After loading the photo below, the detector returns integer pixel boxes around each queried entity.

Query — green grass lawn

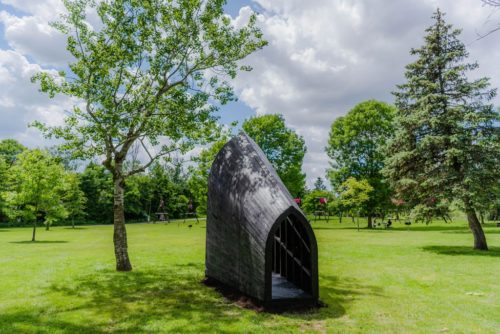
[0,219,499,333]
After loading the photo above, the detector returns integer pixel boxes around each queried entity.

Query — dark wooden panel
[205,132,319,304]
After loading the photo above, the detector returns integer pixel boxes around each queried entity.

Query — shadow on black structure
[205,132,319,310]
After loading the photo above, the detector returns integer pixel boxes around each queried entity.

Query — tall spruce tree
[385,9,499,250]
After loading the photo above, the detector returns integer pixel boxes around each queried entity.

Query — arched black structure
[206,132,319,306]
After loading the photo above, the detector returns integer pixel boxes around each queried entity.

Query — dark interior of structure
[271,214,312,300]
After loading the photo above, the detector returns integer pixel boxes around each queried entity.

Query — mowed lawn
[0,219,499,334]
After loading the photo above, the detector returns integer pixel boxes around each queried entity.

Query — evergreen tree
[314,177,327,191]
[385,9,499,250]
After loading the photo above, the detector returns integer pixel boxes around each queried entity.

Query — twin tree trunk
[113,174,132,271]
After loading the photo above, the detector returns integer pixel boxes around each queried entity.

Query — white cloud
[232,0,500,187]
[0,0,71,66]
[0,11,71,66]
[0,50,71,146]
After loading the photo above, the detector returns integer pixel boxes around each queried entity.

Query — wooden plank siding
[205,132,319,305]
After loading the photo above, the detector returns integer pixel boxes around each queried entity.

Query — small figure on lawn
[182,198,200,225]
[155,196,170,223]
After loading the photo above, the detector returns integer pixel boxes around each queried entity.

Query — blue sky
[218,0,257,128]
[0,0,499,185]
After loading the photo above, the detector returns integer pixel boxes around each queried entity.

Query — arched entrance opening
[269,213,314,301]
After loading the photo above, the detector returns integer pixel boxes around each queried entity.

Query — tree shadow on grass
[422,246,500,257]
[0,312,104,334]
[63,227,88,230]
[0,263,380,332]
[9,240,68,244]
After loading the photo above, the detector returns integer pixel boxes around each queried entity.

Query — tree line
[0,113,308,240]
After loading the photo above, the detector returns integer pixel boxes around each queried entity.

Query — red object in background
[319,197,328,205]
[294,198,302,205]
[391,198,405,206]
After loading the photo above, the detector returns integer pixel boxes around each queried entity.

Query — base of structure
[202,276,323,313]
[272,273,311,300]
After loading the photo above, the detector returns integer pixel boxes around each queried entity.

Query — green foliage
[302,189,332,214]
[384,9,500,229]
[314,177,327,191]
[124,174,154,221]
[243,114,307,197]
[4,150,68,238]
[32,0,267,172]
[188,137,229,214]
[62,173,87,226]
[337,177,373,214]
[147,162,192,219]
[0,157,8,220]
[0,139,26,166]
[326,100,395,220]
[79,163,113,223]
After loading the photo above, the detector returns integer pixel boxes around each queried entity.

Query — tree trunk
[72,217,75,229]
[465,206,488,250]
[339,212,342,224]
[45,221,49,231]
[32,220,37,242]
[479,212,485,225]
[367,214,373,229]
[113,173,132,271]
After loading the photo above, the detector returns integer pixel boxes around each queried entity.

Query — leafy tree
[188,136,229,214]
[80,163,114,223]
[314,177,327,191]
[0,139,26,166]
[63,173,87,228]
[243,114,307,197]
[337,177,373,231]
[32,0,266,271]
[302,190,332,215]
[326,100,396,228]
[384,10,499,250]
[147,161,192,220]
[124,173,154,221]
[4,150,68,241]
[0,157,8,220]
[326,196,345,223]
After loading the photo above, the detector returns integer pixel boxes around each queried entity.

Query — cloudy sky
[0,0,499,186]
